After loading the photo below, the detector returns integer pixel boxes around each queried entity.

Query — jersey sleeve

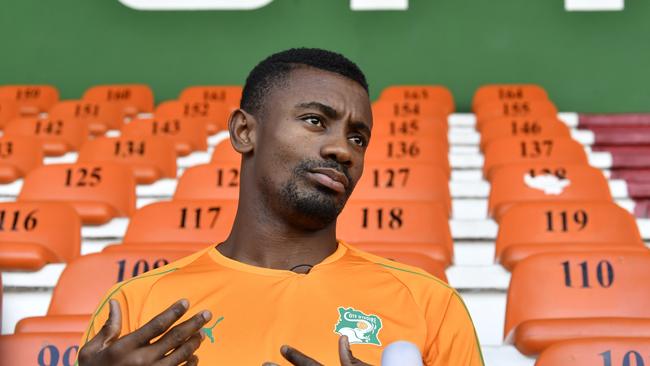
[424,291,484,366]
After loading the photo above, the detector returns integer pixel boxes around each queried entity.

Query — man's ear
[228,109,257,154]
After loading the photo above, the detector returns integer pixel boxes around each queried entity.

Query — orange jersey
[82,242,483,365]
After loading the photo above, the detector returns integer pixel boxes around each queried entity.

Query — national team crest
[334,307,383,346]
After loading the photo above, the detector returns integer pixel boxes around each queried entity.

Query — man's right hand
[77,298,211,366]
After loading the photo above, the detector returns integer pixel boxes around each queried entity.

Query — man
[77,48,483,365]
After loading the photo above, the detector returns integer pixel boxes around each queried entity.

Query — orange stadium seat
[77,136,177,184]
[535,338,650,366]
[0,202,80,271]
[4,116,88,156]
[0,136,43,183]
[0,100,19,128]
[0,332,81,365]
[0,85,59,115]
[118,200,237,249]
[174,163,241,201]
[372,99,448,120]
[370,115,449,151]
[472,84,548,112]
[488,163,612,221]
[483,136,588,180]
[495,201,645,270]
[504,251,650,355]
[349,163,451,216]
[338,201,453,265]
[48,100,126,135]
[210,140,241,163]
[155,99,229,135]
[479,117,571,152]
[82,84,154,116]
[179,85,243,111]
[14,250,195,333]
[18,163,136,225]
[379,85,455,115]
[476,99,558,131]
[121,117,208,156]
[365,135,450,176]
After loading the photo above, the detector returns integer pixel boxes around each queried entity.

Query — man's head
[229,48,372,230]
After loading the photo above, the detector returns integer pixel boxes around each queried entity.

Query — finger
[183,355,199,366]
[155,332,203,366]
[338,336,369,366]
[150,310,212,357]
[81,299,122,355]
[122,299,190,346]
[281,345,323,366]
[338,336,358,365]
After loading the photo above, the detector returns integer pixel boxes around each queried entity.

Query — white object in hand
[381,341,423,366]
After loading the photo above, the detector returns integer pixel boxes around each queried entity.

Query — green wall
[1,0,649,112]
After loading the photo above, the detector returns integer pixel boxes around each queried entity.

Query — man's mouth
[307,167,350,194]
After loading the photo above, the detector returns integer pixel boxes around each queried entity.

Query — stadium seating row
[0,84,460,363]
[473,84,650,363]
[1,83,649,365]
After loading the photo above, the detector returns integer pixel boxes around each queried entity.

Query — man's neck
[217,195,339,273]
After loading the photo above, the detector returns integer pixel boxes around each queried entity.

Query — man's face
[253,67,372,229]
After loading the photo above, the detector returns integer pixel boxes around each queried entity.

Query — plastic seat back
[496,201,644,270]
[0,136,43,183]
[155,100,229,135]
[4,116,88,156]
[536,338,650,366]
[0,333,81,366]
[480,117,570,152]
[477,99,558,131]
[0,100,19,128]
[18,163,136,225]
[488,163,612,221]
[0,85,59,115]
[365,135,450,176]
[372,99,448,120]
[350,163,450,216]
[78,136,177,184]
[82,84,154,116]
[121,117,208,156]
[210,141,241,163]
[0,202,80,271]
[174,163,240,201]
[379,85,455,115]
[483,136,588,180]
[338,201,452,263]
[370,115,448,151]
[48,100,125,135]
[51,250,194,315]
[123,200,237,246]
[179,85,243,110]
[472,84,548,112]
[505,251,650,355]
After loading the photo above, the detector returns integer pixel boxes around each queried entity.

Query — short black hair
[240,48,369,116]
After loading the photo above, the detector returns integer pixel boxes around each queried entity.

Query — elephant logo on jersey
[334,307,382,346]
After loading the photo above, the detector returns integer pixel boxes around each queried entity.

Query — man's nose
[320,134,352,166]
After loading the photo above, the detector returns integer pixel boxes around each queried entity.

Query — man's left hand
[262,335,372,366]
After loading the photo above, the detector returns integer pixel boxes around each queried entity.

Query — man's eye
[303,116,323,127]
[350,136,366,147]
